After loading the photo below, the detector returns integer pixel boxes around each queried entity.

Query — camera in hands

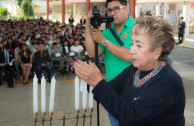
[90,6,114,28]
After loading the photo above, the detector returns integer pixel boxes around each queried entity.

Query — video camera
[90,6,114,28]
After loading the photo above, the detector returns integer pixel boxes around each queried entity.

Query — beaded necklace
[133,61,167,88]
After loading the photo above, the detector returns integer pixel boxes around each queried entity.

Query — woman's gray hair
[131,16,175,61]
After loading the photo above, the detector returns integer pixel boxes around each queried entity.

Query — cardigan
[92,64,185,126]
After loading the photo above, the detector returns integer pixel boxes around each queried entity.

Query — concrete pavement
[174,33,194,49]
[172,61,194,126]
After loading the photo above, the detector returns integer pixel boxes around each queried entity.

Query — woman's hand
[74,60,103,87]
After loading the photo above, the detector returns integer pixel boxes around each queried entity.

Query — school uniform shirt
[64,46,70,53]
[49,48,64,58]
[70,45,83,53]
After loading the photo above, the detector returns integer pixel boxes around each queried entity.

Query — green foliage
[12,16,19,20]
[16,0,23,7]
[23,1,34,17]
[0,7,9,20]
[16,0,34,18]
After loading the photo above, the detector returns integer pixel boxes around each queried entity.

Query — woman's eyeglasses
[107,6,125,14]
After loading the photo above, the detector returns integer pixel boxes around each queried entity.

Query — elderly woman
[74,16,185,126]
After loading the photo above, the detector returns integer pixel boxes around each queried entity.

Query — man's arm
[182,22,186,29]
[85,11,103,58]
[106,41,131,62]
[92,29,131,62]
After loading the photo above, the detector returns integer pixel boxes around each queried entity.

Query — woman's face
[22,45,27,51]
[130,32,161,71]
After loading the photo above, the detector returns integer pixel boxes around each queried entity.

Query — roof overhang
[50,0,106,4]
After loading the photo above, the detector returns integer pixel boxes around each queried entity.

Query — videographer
[85,0,135,126]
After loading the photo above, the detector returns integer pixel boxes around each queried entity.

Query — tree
[17,0,23,7]
[23,0,34,17]
[0,7,9,20]
[16,0,34,18]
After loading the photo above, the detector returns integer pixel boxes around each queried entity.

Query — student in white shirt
[62,40,73,72]
[70,39,84,60]
[49,42,64,71]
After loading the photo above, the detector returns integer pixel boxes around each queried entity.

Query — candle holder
[75,110,79,126]
[82,109,86,126]
[89,109,93,126]
[34,112,38,126]
[49,112,54,126]
[33,109,93,126]
[33,74,94,126]
[42,112,46,126]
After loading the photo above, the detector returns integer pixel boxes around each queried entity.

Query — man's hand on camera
[86,11,93,27]
[91,28,106,44]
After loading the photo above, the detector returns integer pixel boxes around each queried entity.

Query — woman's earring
[154,60,156,64]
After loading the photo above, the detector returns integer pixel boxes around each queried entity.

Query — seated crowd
[0,17,87,87]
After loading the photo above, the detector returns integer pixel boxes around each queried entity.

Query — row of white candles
[75,76,94,111]
[33,74,93,114]
[33,74,56,114]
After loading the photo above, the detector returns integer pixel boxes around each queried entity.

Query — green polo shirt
[99,16,135,81]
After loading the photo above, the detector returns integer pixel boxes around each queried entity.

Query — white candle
[82,80,87,110]
[89,86,94,109]
[33,74,38,113]
[80,79,83,93]
[41,75,46,113]
[49,75,56,113]
[75,76,80,111]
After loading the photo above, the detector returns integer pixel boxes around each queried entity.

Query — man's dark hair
[33,42,38,45]
[52,42,57,46]
[181,17,184,20]
[39,42,44,46]
[105,0,127,8]
[74,38,79,42]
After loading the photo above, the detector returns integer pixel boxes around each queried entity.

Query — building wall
[136,2,194,33]
[51,2,106,25]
